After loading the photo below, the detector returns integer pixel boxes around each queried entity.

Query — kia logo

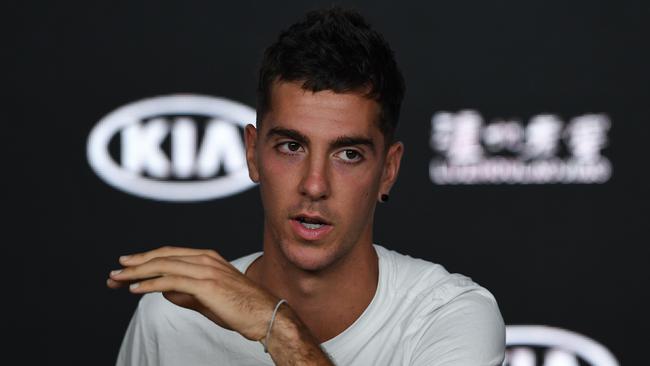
[506,325,619,366]
[87,94,257,202]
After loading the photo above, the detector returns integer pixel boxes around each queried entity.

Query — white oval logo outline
[506,325,619,366]
[87,94,257,202]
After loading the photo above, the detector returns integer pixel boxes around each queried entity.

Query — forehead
[262,81,382,139]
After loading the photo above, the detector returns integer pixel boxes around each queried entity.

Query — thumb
[162,291,199,310]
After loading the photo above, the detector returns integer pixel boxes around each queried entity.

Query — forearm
[265,306,335,366]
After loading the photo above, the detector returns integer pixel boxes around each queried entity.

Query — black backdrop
[9,1,649,365]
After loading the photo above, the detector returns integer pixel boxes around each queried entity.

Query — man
[107,7,505,366]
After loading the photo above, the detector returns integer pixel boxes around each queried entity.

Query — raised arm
[107,246,334,365]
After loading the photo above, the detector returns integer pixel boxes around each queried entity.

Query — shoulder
[375,245,505,365]
[377,245,485,305]
[409,289,505,366]
[376,244,502,324]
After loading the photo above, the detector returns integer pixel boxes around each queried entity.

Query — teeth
[301,222,324,229]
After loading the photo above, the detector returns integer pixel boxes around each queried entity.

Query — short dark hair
[256,7,405,144]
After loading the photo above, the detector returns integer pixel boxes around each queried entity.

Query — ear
[379,141,404,198]
[244,124,260,183]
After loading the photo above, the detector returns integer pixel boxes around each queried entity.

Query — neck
[246,234,379,343]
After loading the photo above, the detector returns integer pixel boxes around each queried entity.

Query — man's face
[245,81,402,272]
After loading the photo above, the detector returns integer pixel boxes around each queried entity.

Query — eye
[335,149,363,163]
[277,141,304,154]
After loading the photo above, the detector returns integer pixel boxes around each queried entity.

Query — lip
[290,218,334,241]
[291,213,332,226]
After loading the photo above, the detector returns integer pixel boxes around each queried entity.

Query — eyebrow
[330,136,375,151]
[266,127,309,144]
[266,127,376,152]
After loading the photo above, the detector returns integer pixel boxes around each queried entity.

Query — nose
[299,155,330,201]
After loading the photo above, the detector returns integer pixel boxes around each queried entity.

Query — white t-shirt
[116,245,505,365]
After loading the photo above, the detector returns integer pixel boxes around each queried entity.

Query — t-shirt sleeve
[409,290,506,366]
[115,295,160,366]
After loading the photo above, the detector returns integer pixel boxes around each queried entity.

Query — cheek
[261,147,302,175]
[258,153,301,202]
[331,163,380,208]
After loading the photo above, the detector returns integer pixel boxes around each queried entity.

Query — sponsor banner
[505,325,619,366]
[430,110,612,185]
[87,94,257,202]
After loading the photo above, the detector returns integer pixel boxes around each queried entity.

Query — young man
[108,7,505,366]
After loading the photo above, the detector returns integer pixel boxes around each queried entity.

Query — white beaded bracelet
[262,299,288,353]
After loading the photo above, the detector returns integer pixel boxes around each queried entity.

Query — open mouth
[292,215,331,230]
[289,214,334,241]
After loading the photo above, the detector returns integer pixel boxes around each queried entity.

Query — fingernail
[120,255,131,262]
[129,282,140,290]
[110,269,122,276]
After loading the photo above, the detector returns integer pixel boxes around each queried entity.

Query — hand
[106,246,278,342]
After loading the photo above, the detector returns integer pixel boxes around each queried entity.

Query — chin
[280,239,343,272]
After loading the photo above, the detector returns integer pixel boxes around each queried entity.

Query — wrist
[261,303,334,365]
[263,302,301,353]
[259,299,289,352]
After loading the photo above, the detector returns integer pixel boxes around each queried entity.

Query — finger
[165,254,237,271]
[107,275,151,290]
[119,246,225,266]
[106,278,127,289]
[108,254,230,289]
[107,274,145,289]
[128,274,208,296]
[110,257,220,283]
